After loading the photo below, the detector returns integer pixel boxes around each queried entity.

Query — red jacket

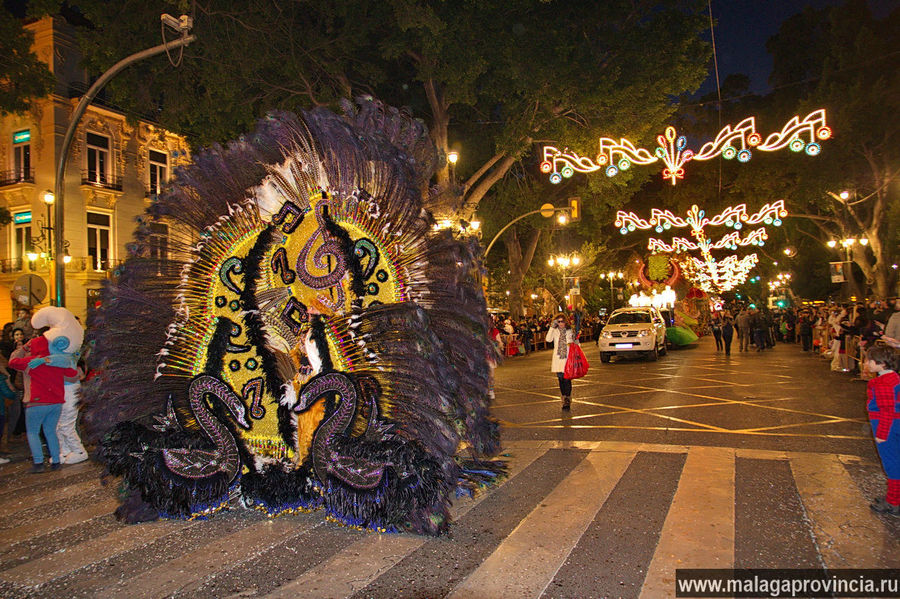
[8,336,76,406]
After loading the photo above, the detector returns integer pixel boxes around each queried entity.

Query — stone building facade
[0,16,190,321]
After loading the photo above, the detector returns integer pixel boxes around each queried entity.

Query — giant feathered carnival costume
[81,100,503,534]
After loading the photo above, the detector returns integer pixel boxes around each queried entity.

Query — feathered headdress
[82,99,503,534]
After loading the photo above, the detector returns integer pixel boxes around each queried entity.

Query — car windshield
[608,312,651,324]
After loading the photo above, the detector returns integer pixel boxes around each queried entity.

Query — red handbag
[563,343,589,379]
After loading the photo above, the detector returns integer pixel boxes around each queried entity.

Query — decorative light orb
[737,149,751,163]
[805,143,820,156]
[549,172,562,184]
[789,138,805,152]
[655,226,663,233]
[734,222,742,230]
[605,165,618,177]
[748,133,762,146]
[722,146,736,160]
[773,219,782,226]
[627,224,635,231]
[618,158,631,170]
[561,166,574,178]
[663,222,671,230]
[620,227,628,235]
[540,161,552,173]
[817,126,832,140]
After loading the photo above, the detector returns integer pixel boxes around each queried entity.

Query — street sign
[12,274,47,306]
[539,203,556,218]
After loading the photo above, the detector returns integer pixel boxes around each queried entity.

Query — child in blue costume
[865,343,900,516]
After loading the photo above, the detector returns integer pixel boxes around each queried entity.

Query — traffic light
[568,197,581,222]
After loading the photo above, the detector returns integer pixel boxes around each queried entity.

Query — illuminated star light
[542,109,831,185]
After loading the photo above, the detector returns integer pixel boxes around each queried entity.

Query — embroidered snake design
[163,375,250,481]
[294,372,385,489]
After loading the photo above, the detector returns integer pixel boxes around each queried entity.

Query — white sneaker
[63,451,88,464]
[0,457,9,465]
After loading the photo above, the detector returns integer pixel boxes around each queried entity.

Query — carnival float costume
[81,100,503,534]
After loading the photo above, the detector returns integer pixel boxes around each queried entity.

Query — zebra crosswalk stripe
[261,446,549,599]
[640,445,735,599]
[791,452,900,568]
[0,519,192,586]
[93,517,322,599]
[0,480,99,519]
[1,442,898,598]
[447,449,635,599]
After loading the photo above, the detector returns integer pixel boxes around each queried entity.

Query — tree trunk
[502,227,541,319]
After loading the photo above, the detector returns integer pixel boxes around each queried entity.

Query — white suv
[598,307,668,363]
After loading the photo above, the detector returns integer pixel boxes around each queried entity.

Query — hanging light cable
[708,0,723,197]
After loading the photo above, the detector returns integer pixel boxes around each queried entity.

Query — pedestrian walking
[546,314,576,410]
[864,344,900,516]
[736,308,751,352]
[710,314,723,351]
[722,315,734,357]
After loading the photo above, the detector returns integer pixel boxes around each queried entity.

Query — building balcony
[0,169,35,188]
[0,256,125,276]
[80,171,123,192]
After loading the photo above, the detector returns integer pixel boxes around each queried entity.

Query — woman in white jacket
[546,315,576,410]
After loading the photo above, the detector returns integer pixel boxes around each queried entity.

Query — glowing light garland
[614,201,788,292]
[542,109,830,185]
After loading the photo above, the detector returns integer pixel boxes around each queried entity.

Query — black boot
[562,395,571,410]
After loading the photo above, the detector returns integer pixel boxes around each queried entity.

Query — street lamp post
[826,237,868,299]
[52,16,196,307]
[599,270,624,311]
[548,253,581,308]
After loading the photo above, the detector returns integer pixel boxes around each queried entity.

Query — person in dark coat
[722,315,734,356]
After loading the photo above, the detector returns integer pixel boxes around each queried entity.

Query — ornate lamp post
[599,270,624,311]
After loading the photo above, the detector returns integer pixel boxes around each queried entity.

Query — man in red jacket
[9,335,77,473]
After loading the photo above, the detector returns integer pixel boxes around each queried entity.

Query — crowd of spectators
[709,298,900,381]
[488,311,605,357]
[0,307,90,470]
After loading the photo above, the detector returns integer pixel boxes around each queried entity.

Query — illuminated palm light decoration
[542,109,830,185]
[615,201,788,293]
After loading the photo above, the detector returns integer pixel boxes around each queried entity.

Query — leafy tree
[0,8,54,115]
[755,0,899,298]
[34,0,710,222]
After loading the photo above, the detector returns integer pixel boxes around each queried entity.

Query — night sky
[699,0,899,95]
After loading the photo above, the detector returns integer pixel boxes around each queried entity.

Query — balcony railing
[81,171,123,191]
[0,256,125,275]
[0,169,35,187]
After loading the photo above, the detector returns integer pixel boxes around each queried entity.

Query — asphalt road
[1,337,897,598]
[496,336,879,458]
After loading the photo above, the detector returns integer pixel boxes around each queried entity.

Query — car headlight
[637,329,650,337]
[601,330,614,338]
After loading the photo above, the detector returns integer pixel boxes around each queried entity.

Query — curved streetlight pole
[483,206,570,260]
[53,28,196,306]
